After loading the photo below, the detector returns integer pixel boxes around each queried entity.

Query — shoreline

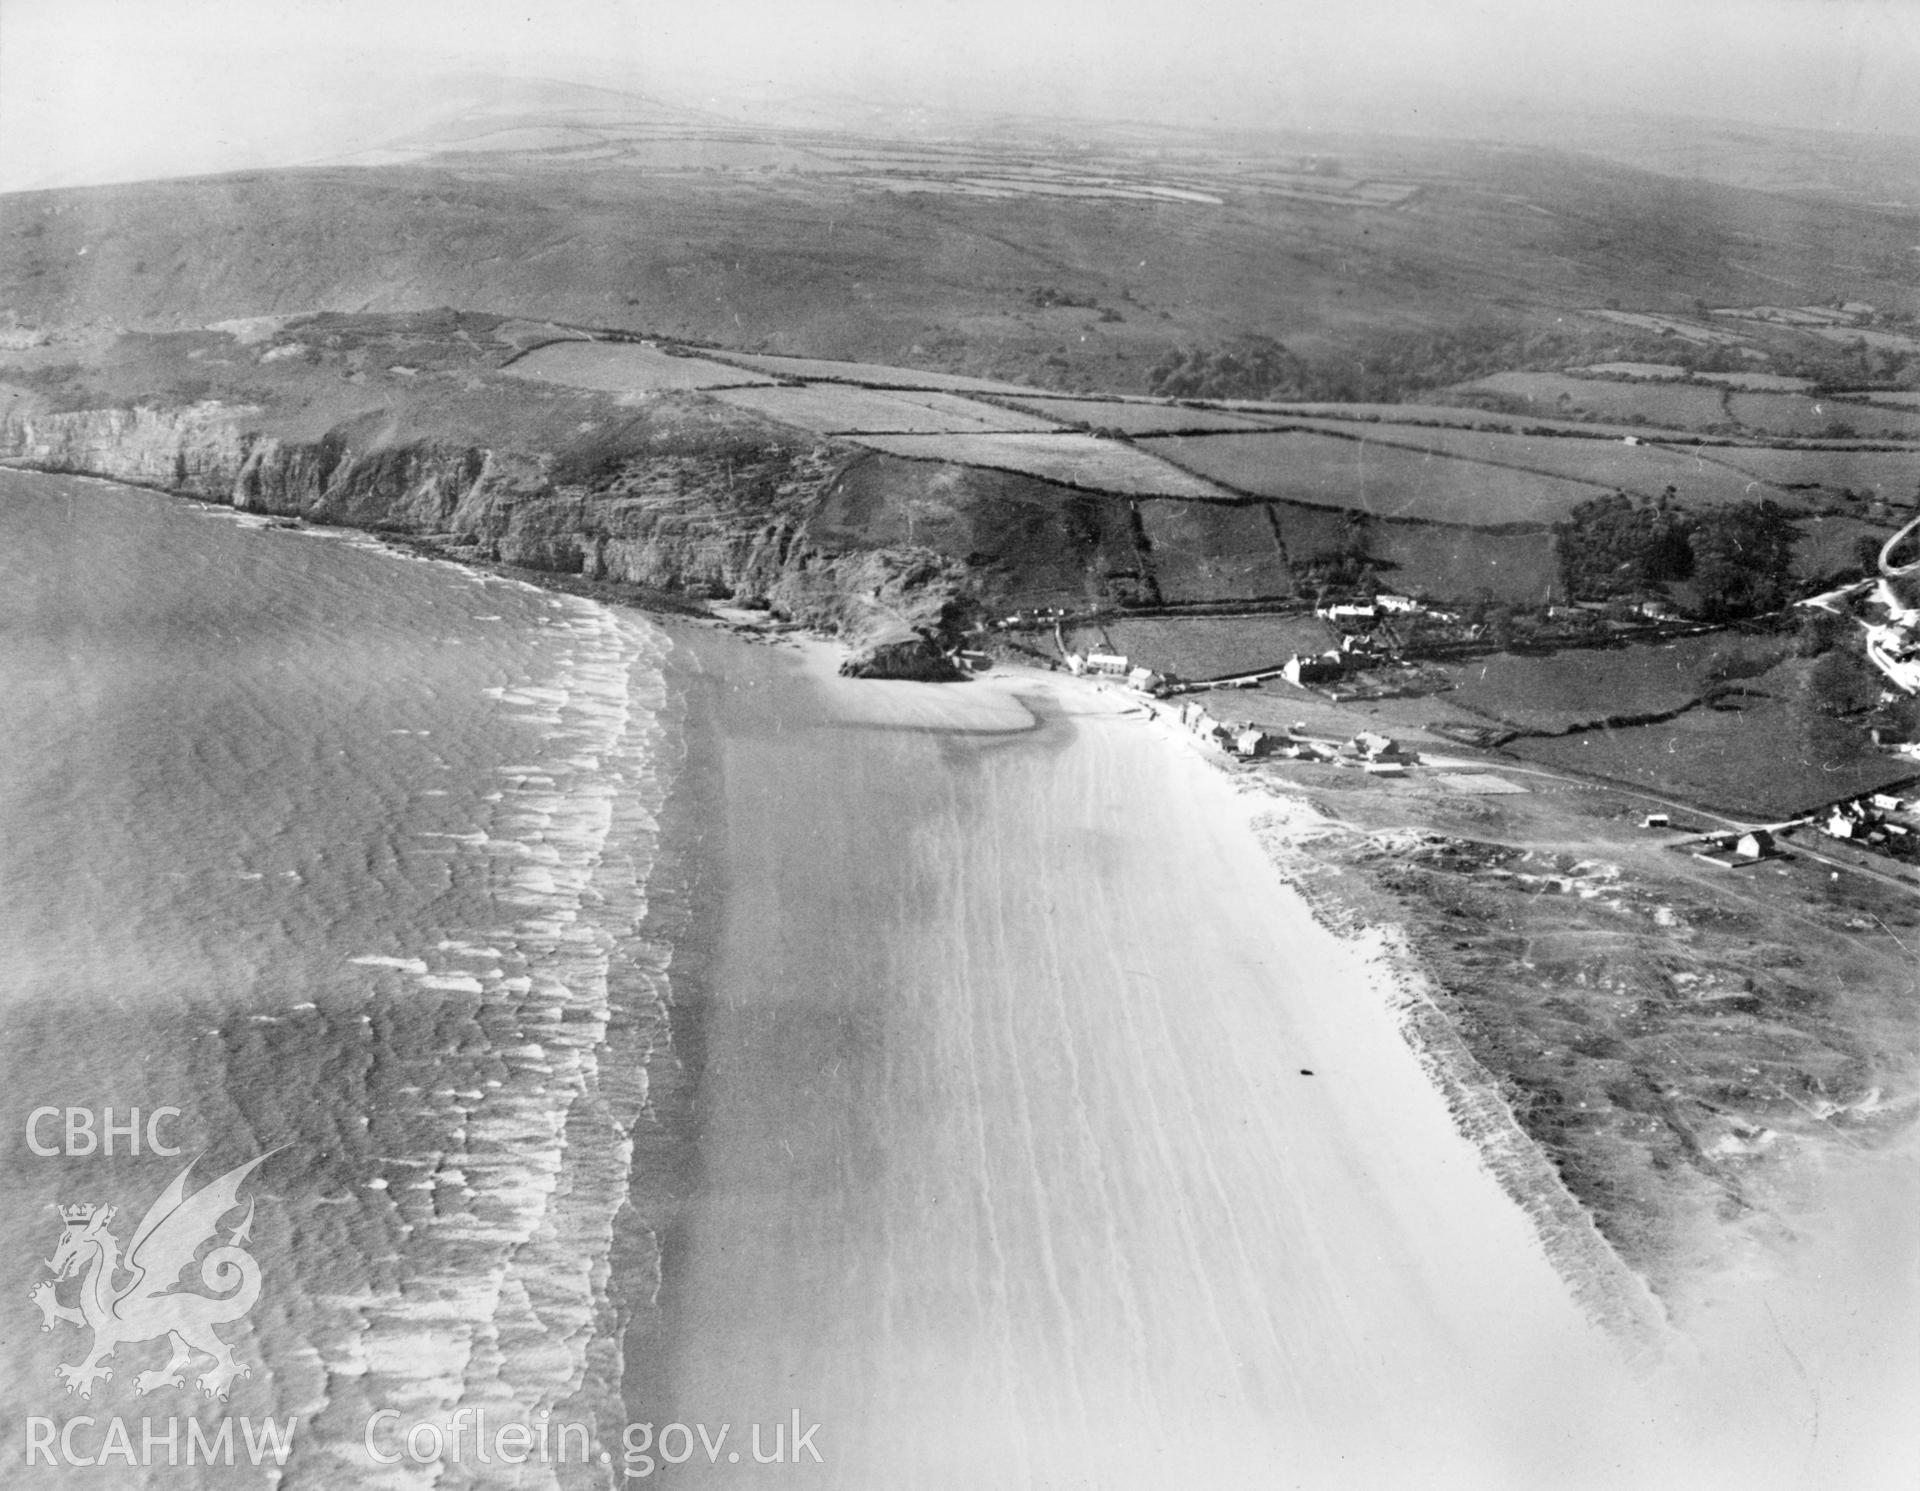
[634,618,1658,1487]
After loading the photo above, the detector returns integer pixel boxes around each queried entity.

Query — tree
[1686,500,1798,619]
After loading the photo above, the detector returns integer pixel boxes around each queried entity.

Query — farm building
[1695,829,1779,867]
[1283,652,1344,686]
[1642,813,1672,830]
[1316,603,1378,623]
[1363,761,1408,777]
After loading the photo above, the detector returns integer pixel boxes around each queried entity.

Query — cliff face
[0,402,974,644]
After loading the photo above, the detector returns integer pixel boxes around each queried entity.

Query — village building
[1085,652,1130,676]
[1232,728,1272,759]
[1344,731,1409,762]
[1315,603,1378,623]
[1641,813,1671,830]
[1126,666,1168,694]
[1282,652,1344,687]
[1375,594,1421,614]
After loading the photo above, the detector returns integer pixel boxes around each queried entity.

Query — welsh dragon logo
[30,1153,272,1401]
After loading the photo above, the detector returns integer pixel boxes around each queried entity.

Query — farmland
[1280,418,1802,506]
[1454,372,1735,430]
[1697,446,1920,499]
[710,384,1062,433]
[1135,501,1294,601]
[1375,525,1560,602]
[1140,430,1613,524]
[1507,692,1916,819]
[844,431,1234,498]
[698,351,1041,395]
[1442,636,1786,734]
[1724,392,1920,440]
[502,340,776,392]
[1066,615,1337,680]
[999,396,1277,434]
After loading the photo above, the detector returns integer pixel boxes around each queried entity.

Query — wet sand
[641,632,1656,1489]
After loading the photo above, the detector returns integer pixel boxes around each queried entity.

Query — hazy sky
[3,0,1918,190]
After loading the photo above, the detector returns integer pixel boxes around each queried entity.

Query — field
[1140,430,1622,524]
[710,384,1062,434]
[1567,365,1816,392]
[700,352,1042,395]
[1697,446,1920,498]
[1791,514,1897,583]
[1066,615,1337,680]
[1279,418,1802,506]
[1000,396,1276,434]
[1374,525,1560,603]
[1135,502,1294,602]
[1455,372,1734,430]
[1442,636,1785,734]
[1724,392,1920,440]
[503,340,775,392]
[1508,694,1916,818]
[844,432,1233,498]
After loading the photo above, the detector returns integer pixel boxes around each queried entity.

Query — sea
[0,471,679,1487]
[5,470,1908,1491]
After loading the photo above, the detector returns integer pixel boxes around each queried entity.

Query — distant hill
[4,116,1915,393]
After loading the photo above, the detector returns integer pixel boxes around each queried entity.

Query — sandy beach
[635,630,1662,1489]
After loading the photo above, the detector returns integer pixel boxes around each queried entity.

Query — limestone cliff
[0,401,976,648]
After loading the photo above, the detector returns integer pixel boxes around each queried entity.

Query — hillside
[6,116,1918,396]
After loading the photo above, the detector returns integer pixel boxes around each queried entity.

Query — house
[1826,809,1859,840]
[1872,793,1907,813]
[1126,666,1167,694]
[1085,652,1130,676]
[1063,652,1087,675]
[1693,829,1778,868]
[1316,603,1378,623]
[1346,731,1408,762]
[1375,594,1421,614]
[1232,728,1272,759]
[1282,652,1344,687]
[1641,813,1672,830]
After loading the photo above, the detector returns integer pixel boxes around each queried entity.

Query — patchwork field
[502,339,776,391]
[1279,419,1797,506]
[845,432,1234,498]
[710,384,1062,434]
[1140,430,1618,524]
[1508,694,1916,819]
[697,351,1041,395]
[1001,396,1277,434]
[1724,392,1920,440]
[1442,636,1785,734]
[1456,372,1734,430]
[1135,501,1293,602]
[1374,524,1561,603]
[1697,446,1920,497]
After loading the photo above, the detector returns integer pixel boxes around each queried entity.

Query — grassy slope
[5,129,1916,392]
